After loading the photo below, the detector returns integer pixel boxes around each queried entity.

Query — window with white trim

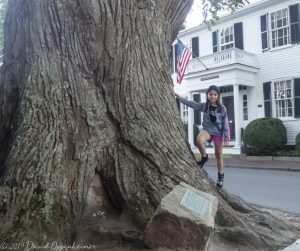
[243,95,248,121]
[274,80,293,118]
[270,8,290,47]
[261,4,300,50]
[220,26,234,50]
[212,22,243,52]
[181,103,188,124]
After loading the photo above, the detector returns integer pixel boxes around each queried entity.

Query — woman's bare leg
[213,141,224,174]
[195,130,211,157]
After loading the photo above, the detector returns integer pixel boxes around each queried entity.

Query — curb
[246,156,300,161]
[206,164,300,172]
[272,156,300,161]
[194,153,300,162]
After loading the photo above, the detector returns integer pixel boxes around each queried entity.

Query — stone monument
[144,182,218,250]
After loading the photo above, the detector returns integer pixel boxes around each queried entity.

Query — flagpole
[177,37,209,70]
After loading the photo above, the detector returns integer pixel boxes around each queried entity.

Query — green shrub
[183,123,200,145]
[243,118,287,156]
[275,147,300,157]
[296,132,300,152]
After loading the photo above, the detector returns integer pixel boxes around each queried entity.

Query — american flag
[176,41,192,84]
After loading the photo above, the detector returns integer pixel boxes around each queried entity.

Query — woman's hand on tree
[175,93,182,100]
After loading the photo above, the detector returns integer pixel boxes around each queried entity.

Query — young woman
[175,85,230,188]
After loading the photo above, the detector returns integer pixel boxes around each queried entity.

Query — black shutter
[263,82,272,117]
[294,79,300,118]
[171,45,174,73]
[212,30,218,53]
[289,4,300,44]
[191,37,199,58]
[193,94,201,125]
[176,99,181,113]
[234,22,244,50]
[174,43,178,73]
[260,14,269,50]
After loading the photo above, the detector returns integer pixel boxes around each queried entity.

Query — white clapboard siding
[174,0,300,145]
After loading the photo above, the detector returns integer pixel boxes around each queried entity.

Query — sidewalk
[194,154,300,172]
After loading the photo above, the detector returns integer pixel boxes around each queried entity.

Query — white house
[172,0,300,154]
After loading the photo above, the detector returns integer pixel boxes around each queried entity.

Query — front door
[222,96,235,140]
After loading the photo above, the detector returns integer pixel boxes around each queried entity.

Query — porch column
[233,84,241,148]
[188,92,194,147]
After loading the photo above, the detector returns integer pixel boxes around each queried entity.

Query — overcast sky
[185,0,261,28]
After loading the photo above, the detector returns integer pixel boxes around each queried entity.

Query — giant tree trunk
[0,0,299,249]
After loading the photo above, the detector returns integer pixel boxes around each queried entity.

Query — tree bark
[0,0,299,249]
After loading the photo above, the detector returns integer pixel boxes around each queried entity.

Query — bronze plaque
[180,189,209,216]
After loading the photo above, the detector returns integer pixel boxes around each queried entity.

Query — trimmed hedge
[296,132,300,152]
[243,118,287,156]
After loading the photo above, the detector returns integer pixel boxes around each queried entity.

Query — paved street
[204,166,300,214]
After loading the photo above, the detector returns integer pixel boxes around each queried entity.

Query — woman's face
[207,90,219,103]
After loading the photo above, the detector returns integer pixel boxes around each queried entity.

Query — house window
[212,22,244,52]
[181,103,188,123]
[274,80,293,118]
[243,95,248,121]
[261,4,300,50]
[220,86,233,93]
[220,26,234,50]
[270,8,290,47]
